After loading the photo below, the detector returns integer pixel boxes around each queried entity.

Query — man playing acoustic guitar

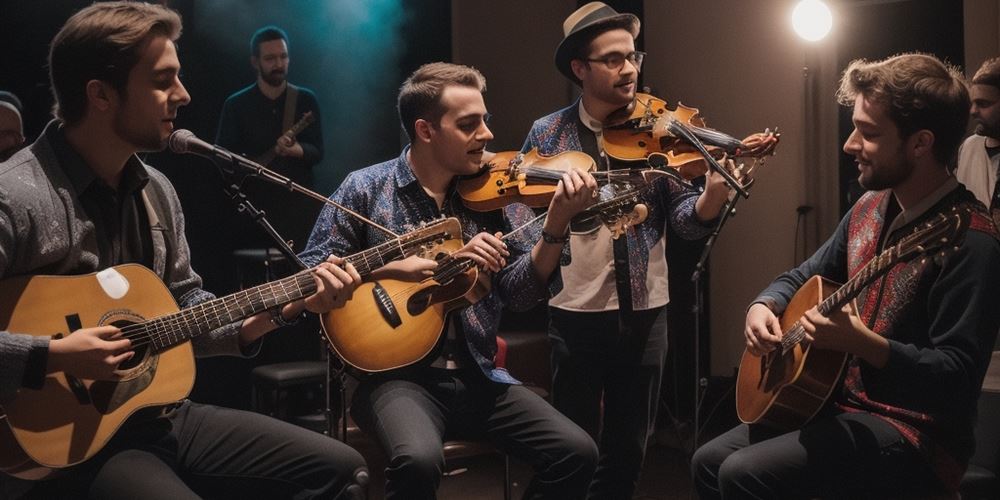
[0,3,366,498]
[692,53,1000,499]
[299,62,599,499]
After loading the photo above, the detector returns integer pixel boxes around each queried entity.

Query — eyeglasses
[584,50,645,71]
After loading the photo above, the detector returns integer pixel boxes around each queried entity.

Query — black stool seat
[232,247,287,263]
[251,361,329,426]
[251,361,326,389]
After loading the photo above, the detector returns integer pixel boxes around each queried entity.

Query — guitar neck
[254,112,315,166]
[142,220,461,352]
[816,244,901,317]
[147,271,316,352]
[343,229,441,277]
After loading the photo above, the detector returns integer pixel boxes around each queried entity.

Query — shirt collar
[45,120,150,196]
[394,145,420,188]
[887,176,959,235]
[577,99,603,133]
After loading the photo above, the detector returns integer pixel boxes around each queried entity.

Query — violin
[602,93,779,180]
[457,148,596,212]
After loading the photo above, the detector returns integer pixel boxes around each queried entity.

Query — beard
[858,157,912,191]
[113,112,166,152]
[976,121,1000,140]
[261,69,286,87]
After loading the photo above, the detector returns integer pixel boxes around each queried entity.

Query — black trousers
[18,401,367,499]
[547,306,668,500]
[350,366,598,500]
[691,411,948,499]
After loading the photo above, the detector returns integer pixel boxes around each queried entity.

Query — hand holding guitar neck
[256,110,315,167]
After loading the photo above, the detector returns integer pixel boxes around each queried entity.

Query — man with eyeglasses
[521,3,733,498]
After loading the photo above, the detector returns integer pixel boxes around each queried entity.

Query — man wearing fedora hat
[522,2,734,498]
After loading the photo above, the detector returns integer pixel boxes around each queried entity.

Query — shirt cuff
[22,337,50,390]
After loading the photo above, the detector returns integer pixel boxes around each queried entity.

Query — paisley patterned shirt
[522,99,714,310]
[299,148,547,384]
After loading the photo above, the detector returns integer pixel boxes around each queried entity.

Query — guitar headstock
[896,206,970,263]
[405,217,464,260]
[606,204,648,239]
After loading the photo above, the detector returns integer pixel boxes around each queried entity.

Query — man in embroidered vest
[299,62,598,499]
[521,3,737,497]
[956,57,1000,228]
[692,53,1000,498]
[216,25,324,250]
[0,3,367,497]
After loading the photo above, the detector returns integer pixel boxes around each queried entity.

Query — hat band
[566,5,620,36]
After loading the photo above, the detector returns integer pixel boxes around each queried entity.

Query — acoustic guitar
[321,219,491,372]
[0,218,461,479]
[254,111,315,167]
[735,207,969,431]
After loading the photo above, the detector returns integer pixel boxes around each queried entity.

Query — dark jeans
[17,401,367,499]
[691,411,947,499]
[548,306,667,500]
[350,367,598,500]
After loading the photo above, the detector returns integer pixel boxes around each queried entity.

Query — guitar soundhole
[110,319,148,371]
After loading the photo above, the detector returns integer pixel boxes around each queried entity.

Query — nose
[843,128,861,155]
[622,59,639,77]
[478,122,494,142]
[173,79,191,107]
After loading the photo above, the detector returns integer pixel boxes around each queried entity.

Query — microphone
[168,129,239,164]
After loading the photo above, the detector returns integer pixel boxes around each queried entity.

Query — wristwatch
[269,306,302,327]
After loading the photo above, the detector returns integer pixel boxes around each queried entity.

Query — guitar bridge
[372,282,402,328]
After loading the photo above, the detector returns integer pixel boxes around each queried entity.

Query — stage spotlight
[792,0,832,42]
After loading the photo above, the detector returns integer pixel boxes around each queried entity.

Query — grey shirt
[0,121,251,406]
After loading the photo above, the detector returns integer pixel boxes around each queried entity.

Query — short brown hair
[397,62,486,142]
[836,53,970,166]
[49,1,182,125]
[972,57,1000,89]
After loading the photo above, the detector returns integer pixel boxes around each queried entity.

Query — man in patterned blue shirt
[300,62,599,499]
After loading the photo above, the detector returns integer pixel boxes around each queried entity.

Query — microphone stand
[689,187,743,454]
[673,132,753,454]
[213,155,350,441]
[217,163,306,271]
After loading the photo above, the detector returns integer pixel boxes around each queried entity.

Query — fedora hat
[554,2,639,85]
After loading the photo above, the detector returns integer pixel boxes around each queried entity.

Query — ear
[251,56,260,71]
[85,79,116,114]
[414,118,434,143]
[570,59,589,82]
[909,129,935,158]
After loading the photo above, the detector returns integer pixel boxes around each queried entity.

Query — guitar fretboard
[146,271,316,351]
[136,222,456,352]
[344,228,453,277]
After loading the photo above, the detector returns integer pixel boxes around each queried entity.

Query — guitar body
[0,265,192,478]
[736,276,849,430]
[322,237,481,372]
